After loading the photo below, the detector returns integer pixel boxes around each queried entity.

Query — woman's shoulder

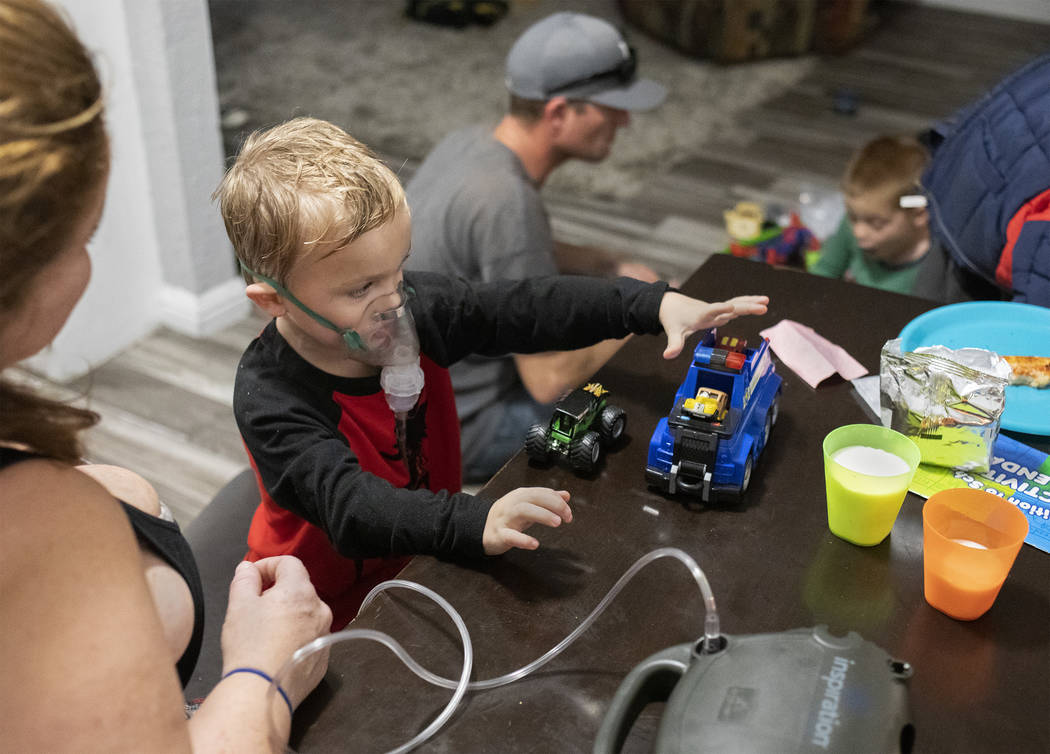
[0,458,136,570]
[2,453,112,500]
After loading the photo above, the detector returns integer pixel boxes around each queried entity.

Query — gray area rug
[209,0,814,200]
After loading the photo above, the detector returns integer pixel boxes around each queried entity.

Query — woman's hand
[221,556,331,708]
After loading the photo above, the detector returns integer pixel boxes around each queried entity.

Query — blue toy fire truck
[646,331,781,501]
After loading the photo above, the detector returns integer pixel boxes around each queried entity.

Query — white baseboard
[160,276,250,337]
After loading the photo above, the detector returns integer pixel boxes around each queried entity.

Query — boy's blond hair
[214,117,406,285]
[842,134,928,206]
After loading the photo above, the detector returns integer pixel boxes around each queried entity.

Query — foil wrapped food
[879,339,1011,472]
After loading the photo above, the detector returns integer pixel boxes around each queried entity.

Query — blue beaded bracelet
[222,667,293,718]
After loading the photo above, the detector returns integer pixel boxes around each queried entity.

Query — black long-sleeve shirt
[236,271,667,626]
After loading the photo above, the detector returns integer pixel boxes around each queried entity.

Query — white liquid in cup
[832,445,911,477]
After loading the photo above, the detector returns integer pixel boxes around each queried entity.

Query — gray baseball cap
[505,12,667,112]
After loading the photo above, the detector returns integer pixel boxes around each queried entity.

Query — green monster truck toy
[525,382,626,474]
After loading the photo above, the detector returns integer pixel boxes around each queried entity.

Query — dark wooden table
[292,255,1050,753]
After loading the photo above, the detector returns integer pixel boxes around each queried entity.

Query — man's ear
[544,96,571,129]
[245,282,286,318]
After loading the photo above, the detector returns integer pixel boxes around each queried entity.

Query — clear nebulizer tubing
[267,580,473,754]
[383,546,719,692]
[267,547,719,752]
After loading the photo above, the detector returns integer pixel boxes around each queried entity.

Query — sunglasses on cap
[545,40,637,98]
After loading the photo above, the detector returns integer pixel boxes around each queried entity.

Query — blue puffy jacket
[922,53,1050,306]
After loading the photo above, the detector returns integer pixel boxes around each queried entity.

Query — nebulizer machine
[240,262,425,422]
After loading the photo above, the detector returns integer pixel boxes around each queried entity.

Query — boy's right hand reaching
[659,292,769,360]
[483,488,572,555]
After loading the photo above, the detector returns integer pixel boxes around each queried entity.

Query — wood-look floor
[11,3,1047,527]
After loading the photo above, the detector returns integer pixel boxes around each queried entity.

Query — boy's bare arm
[514,338,629,404]
[552,240,661,283]
[511,242,671,404]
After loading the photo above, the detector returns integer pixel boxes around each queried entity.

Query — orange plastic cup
[922,489,1029,621]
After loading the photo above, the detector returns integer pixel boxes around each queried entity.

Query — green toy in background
[724,201,820,269]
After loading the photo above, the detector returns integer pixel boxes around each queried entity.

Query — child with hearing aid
[809,134,930,294]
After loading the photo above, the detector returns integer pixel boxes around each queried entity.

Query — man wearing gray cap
[406,11,667,482]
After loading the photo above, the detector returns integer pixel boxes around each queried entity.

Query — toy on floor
[525,382,626,474]
[724,201,818,268]
[646,331,782,501]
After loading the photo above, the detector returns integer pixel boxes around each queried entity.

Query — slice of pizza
[1003,356,1050,388]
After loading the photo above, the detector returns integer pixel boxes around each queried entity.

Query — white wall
[901,0,1050,23]
[29,0,247,382]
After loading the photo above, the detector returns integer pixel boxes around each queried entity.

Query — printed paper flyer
[909,434,1050,554]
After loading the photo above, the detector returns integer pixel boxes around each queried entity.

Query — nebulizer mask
[241,261,424,415]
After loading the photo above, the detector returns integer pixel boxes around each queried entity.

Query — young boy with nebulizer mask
[215,117,769,629]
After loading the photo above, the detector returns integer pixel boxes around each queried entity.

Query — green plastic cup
[823,424,921,546]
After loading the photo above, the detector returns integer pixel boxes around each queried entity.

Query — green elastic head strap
[239,260,366,351]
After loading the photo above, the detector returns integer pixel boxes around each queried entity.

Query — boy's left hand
[483,487,572,555]
[659,292,769,359]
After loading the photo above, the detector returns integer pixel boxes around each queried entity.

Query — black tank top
[0,447,204,687]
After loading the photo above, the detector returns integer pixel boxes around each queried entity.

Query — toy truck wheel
[570,431,601,473]
[763,409,773,449]
[525,424,551,463]
[599,405,626,445]
[741,453,754,494]
[770,392,781,425]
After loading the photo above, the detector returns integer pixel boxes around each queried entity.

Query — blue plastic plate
[899,302,1050,436]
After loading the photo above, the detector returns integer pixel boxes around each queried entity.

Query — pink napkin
[759,320,868,388]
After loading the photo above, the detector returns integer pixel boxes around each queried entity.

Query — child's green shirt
[809,216,923,295]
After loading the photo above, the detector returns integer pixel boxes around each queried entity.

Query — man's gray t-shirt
[405,126,557,464]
